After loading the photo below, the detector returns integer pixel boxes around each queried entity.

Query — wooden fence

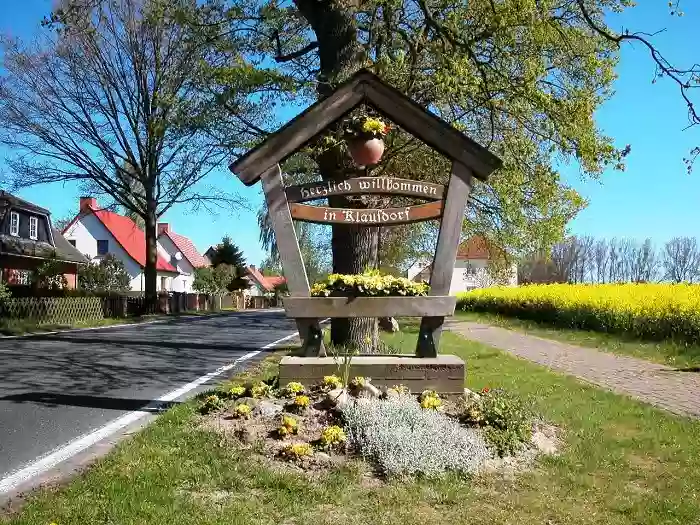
[0,292,277,325]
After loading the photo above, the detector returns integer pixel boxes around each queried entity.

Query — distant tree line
[518,236,700,284]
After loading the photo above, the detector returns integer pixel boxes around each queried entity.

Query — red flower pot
[348,137,385,166]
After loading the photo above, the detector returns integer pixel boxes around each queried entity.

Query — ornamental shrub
[319,425,347,450]
[457,283,700,344]
[277,415,299,437]
[461,388,532,457]
[292,395,311,410]
[199,394,225,415]
[419,390,443,411]
[321,375,343,391]
[341,395,489,477]
[249,381,272,399]
[233,403,252,419]
[282,381,305,397]
[311,269,429,298]
[228,385,246,399]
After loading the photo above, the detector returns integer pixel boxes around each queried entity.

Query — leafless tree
[592,238,609,283]
[0,0,255,302]
[662,237,700,283]
[628,238,659,283]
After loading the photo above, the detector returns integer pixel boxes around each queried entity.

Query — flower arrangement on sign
[311,269,429,298]
[344,114,390,166]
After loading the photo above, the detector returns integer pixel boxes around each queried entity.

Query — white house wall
[406,257,517,294]
[157,235,196,292]
[64,215,144,290]
[64,215,177,292]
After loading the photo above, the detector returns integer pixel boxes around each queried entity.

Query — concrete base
[279,355,465,394]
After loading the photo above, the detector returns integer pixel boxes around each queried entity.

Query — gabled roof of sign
[229,68,502,186]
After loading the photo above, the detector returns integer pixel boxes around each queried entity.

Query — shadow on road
[0,311,297,399]
[0,392,178,412]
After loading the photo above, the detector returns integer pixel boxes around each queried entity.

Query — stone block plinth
[278,355,465,394]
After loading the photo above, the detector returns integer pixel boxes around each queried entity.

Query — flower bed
[457,283,700,344]
[311,270,429,298]
[198,376,557,479]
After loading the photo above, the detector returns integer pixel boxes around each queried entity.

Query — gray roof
[52,229,89,264]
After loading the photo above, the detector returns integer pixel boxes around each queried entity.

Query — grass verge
[4,325,700,524]
[457,310,700,369]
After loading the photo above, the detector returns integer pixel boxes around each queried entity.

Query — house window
[10,269,31,285]
[68,239,76,247]
[9,212,19,237]
[464,262,478,276]
[97,240,109,255]
[29,217,38,240]
[160,276,167,291]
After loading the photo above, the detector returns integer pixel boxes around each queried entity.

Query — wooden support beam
[283,296,456,318]
[416,162,474,357]
[260,164,324,356]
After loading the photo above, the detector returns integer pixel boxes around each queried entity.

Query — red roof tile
[456,236,491,260]
[246,266,273,292]
[66,205,177,272]
[265,275,287,289]
[160,230,210,269]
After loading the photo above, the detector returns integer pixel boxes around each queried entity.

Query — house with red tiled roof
[63,197,179,292]
[406,235,517,293]
[157,223,210,292]
[244,265,287,297]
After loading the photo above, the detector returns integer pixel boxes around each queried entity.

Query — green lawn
[4,324,700,524]
[457,310,700,369]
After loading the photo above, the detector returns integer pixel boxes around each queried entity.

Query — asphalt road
[0,310,297,482]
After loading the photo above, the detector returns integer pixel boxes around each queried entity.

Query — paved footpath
[447,320,700,419]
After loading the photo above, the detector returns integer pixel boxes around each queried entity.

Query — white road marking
[0,328,301,495]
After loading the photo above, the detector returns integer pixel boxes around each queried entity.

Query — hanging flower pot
[348,137,385,166]
[344,115,390,166]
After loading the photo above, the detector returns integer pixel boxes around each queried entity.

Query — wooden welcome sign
[229,69,502,357]
[286,176,444,226]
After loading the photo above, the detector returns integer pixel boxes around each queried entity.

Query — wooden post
[260,164,324,356]
[416,162,474,357]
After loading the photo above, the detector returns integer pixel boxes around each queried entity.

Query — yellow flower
[234,403,251,418]
[281,442,313,459]
[283,381,305,396]
[293,395,311,409]
[250,381,271,399]
[278,415,299,437]
[457,283,700,344]
[322,375,343,390]
[320,425,347,447]
[229,385,246,398]
[419,390,443,410]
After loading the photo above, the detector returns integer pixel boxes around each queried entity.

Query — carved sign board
[286,177,444,203]
[289,200,443,226]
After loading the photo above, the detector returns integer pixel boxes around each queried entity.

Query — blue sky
[1,0,698,265]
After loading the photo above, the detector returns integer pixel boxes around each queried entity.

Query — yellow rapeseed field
[457,283,700,343]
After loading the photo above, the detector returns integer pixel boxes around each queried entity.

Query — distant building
[0,191,87,288]
[406,236,517,294]
[245,264,286,296]
[63,197,181,292]
[157,223,210,292]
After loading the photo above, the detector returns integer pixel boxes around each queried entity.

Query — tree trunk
[144,204,158,312]
[296,0,380,352]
